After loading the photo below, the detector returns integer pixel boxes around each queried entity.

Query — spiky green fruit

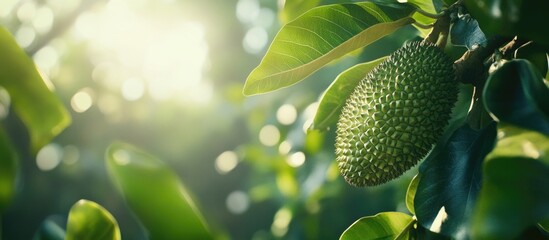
[336,41,457,187]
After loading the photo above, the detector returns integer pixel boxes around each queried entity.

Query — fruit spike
[335,41,458,187]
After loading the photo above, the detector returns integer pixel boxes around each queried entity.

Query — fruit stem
[423,12,450,48]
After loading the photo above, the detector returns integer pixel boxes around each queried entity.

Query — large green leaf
[243,2,416,95]
[106,142,212,240]
[340,212,414,240]
[483,59,549,136]
[312,57,386,130]
[33,219,65,240]
[279,0,321,24]
[464,0,549,46]
[415,123,497,238]
[472,125,549,239]
[0,27,71,152]
[0,127,17,213]
[65,199,121,240]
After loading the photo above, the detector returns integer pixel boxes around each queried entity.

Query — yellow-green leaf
[243,2,416,95]
[340,212,415,240]
[65,199,121,240]
[0,27,70,152]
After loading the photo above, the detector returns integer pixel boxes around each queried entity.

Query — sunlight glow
[17,2,37,23]
[71,0,210,104]
[121,78,145,101]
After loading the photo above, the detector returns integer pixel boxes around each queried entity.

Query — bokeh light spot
[276,104,297,125]
[259,125,280,146]
[15,26,36,48]
[236,0,260,24]
[287,151,305,167]
[71,88,94,113]
[226,191,249,214]
[271,207,292,237]
[17,2,37,23]
[215,151,238,174]
[36,143,62,171]
[278,140,292,155]
[62,145,80,165]
[33,6,54,33]
[243,27,268,54]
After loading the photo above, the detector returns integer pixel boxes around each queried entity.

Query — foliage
[1,0,548,239]
[244,0,549,239]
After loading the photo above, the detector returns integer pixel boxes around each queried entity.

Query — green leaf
[106,142,212,240]
[0,27,71,152]
[340,212,414,240]
[0,127,17,213]
[514,42,548,77]
[464,0,549,46]
[279,0,321,24]
[243,2,416,95]
[472,125,549,239]
[483,59,549,136]
[65,199,121,240]
[312,57,386,130]
[33,219,65,240]
[406,174,420,215]
[415,123,497,238]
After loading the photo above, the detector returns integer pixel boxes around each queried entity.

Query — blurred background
[0,0,422,239]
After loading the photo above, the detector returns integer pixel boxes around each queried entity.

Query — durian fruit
[336,41,457,187]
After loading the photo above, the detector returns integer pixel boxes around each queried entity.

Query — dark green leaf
[340,212,414,240]
[464,0,549,46]
[243,2,415,95]
[514,42,548,77]
[0,127,17,213]
[472,125,549,239]
[33,219,65,240]
[406,174,419,215]
[65,199,120,240]
[0,27,71,152]
[312,57,386,130]
[106,142,212,240]
[415,123,497,238]
[279,0,321,24]
[483,59,549,136]
[450,13,487,50]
